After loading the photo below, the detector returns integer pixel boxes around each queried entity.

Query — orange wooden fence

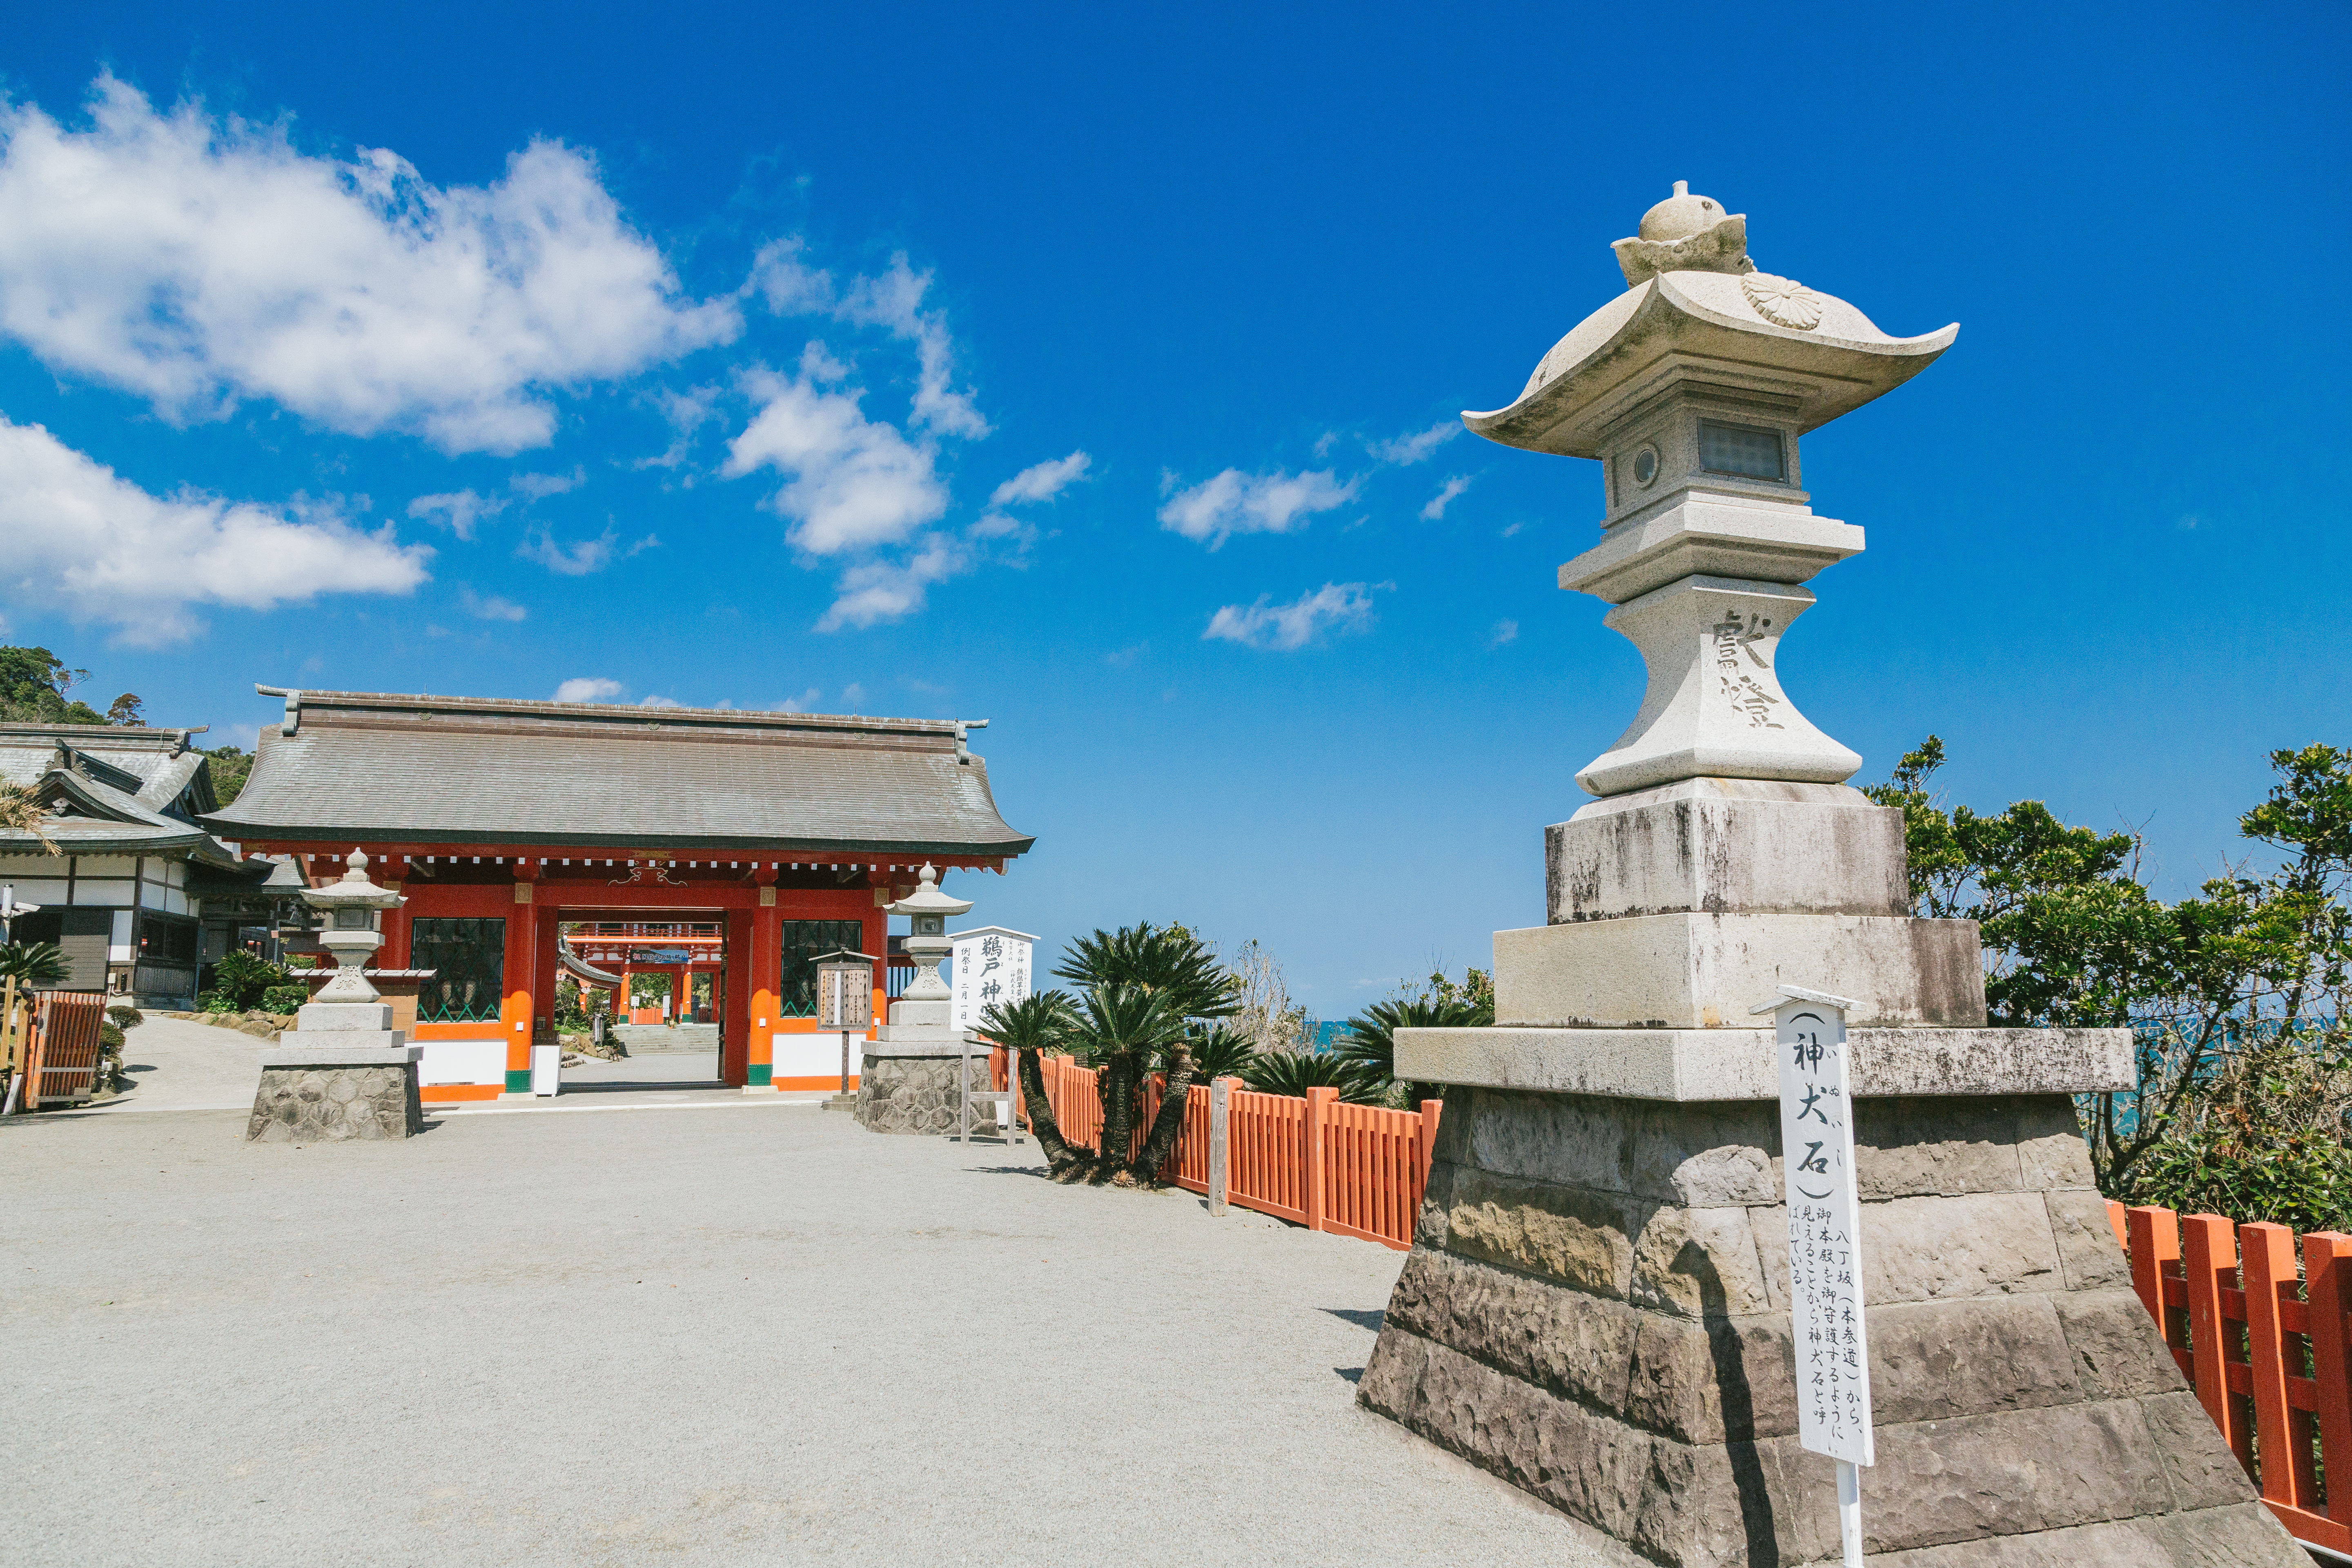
[1020,1054,1440,1251]
[2105,1198,2352,1557]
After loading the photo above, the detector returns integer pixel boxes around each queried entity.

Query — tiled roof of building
[0,724,241,864]
[206,688,1035,860]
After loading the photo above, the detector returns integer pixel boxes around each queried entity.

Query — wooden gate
[24,991,107,1109]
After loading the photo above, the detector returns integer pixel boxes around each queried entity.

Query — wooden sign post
[1753,982,1873,1567]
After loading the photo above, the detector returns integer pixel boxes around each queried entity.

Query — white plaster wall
[418,1038,506,1087]
[773,1029,864,1082]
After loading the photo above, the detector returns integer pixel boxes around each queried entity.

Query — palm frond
[1239,1048,1385,1103]
[1052,922,1239,1022]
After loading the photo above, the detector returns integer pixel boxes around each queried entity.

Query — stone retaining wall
[856,1053,969,1135]
[1358,1086,2307,1566]
[246,1063,423,1143]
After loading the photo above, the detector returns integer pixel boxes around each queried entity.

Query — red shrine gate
[207,690,1032,1101]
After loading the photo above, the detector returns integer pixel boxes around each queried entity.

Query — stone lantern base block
[246,1052,423,1144]
[1356,1084,2307,1566]
[856,1050,973,1135]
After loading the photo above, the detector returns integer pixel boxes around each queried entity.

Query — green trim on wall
[748,1064,772,1086]
[504,1068,532,1093]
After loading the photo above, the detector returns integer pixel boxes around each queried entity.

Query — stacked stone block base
[1358,1085,2307,1565]
[855,1053,969,1135]
[246,1062,423,1143]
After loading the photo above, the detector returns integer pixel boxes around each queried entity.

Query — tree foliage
[1866,738,2352,1215]
[0,646,105,725]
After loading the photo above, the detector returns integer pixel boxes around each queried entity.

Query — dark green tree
[0,646,105,725]
[1866,738,2352,1207]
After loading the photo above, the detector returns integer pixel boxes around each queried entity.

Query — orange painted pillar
[532,905,559,1037]
[719,911,750,1087]
[380,855,411,968]
[1305,1086,1336,1233]
[748,870,780,1087]
[862,899,887,1037]
[501,862,541,1094]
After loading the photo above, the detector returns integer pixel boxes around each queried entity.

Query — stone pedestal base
[855,1052,972,1135]
[246,1058,423,1143]
[1358,1085,2307,1566]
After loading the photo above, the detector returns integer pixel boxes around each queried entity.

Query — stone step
[609,1023,719,1054]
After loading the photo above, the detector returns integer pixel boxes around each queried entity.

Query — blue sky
[3,2,2347,1019]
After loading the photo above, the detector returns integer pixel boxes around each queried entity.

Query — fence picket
[1011,1056,1434,1252]
[2114,1205,2352,1557]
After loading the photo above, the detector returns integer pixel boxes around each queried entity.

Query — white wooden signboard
[1755,983,1873,1566]
[949,927,1036,1032]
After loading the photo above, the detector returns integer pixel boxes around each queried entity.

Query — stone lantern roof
[886,863,973,921]
[1463,181,1958,458]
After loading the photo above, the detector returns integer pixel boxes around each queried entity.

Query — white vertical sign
[949,927,1036,1032]
[1755,983,1873,1567]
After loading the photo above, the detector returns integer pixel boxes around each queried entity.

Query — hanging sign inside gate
[1755,983,1875,1469]
[949,926,1036,1031]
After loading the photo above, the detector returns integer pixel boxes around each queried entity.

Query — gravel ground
[0,1101,1633,1567]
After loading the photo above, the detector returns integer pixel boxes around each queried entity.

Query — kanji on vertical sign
[1755,983,1873,1566]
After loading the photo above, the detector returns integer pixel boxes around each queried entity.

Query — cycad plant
[1051,921,1240,1185]
[1334,993,1492,1105]
[1174,1022,1259,1085]
[0,941,68,989]
[981,990,1087,1178]
[1240,1047,1386,1103]
[1062,983,1190,1184]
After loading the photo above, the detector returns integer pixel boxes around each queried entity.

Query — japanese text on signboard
[951,930,1032,1031]
[1775,1002,1875,1467]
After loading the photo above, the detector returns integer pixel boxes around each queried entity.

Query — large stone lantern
[301,849,405,1002]
[1355,185,2305,1566]
[855,864,979,1135]
[245,849,423,1143]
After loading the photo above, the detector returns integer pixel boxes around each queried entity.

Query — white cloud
[459,586,527,621]
[408,488,503,540]
[773,687,823,713]
[636,383,721,471]
[517,523,616,575]
[750,241,989,439]
[817,535,971,631]
[1489,618,1519,647]
[0,415,428,645]
[1158,468,1358,550]
[638,694,684,709]
[1500,521,1524,538]
[1202,581,1383,651]
[840,682,866,706]
[1369,420,1461,466]
[722,365,947,556]
[1421,474,1474,520]
[0,75,737,454]
[554,677,622,702]
[509,467,584,500]
[989,450,1090,507]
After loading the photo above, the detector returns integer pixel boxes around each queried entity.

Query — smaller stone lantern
[244,849,424,1143]
[856,864,978,1135]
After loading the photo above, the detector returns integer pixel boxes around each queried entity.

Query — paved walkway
[0,1099,1632,1567]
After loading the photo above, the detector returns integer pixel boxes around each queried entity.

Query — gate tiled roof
[205,688,1034,859]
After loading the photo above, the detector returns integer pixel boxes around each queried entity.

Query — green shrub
[106,1003,142,1028]
[2125,1038,2352,1234]
[2132,1126,2352,1236]
[205,950,288,1011]
[259,984,310,1015]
